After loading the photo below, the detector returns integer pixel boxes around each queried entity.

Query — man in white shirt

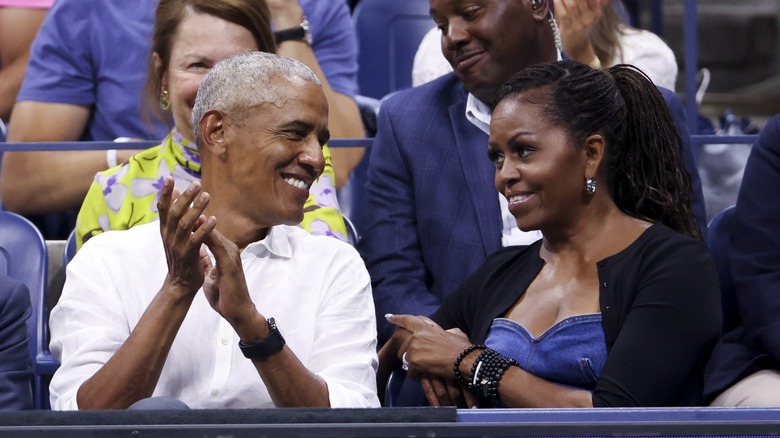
[49,52,379,410]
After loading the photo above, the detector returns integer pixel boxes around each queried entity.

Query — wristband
[106,149,118,168]
[453,344,485,386]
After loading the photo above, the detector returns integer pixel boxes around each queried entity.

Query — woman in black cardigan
[379,60,721,408]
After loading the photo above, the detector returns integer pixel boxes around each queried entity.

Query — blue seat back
[0,210,59,409]
[65,229,77,269]
[707,204,739,333]
[353,0,433,99]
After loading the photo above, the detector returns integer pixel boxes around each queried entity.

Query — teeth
[508,194,530,204]
[284,177,310,190]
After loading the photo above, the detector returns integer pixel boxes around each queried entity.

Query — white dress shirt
[49,222,379,410]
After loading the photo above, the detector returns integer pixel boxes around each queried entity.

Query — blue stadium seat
[707,204,738,333]
[352,0,432,99]
[0,210,60,409]
[64,229,77,269]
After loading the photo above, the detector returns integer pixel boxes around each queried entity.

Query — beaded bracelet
[469,348,499,394]
[467,348,519,407]
[453,344,485,386]
[490,355,518,407]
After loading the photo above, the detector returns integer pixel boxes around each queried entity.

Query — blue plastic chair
[64,229,77,269]
[0,210,60,409]
[352,0,432,99]
[707,204,738,333]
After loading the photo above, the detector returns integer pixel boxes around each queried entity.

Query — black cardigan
[432,224,721,407]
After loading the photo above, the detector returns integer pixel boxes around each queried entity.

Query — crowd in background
[0,0,779,413]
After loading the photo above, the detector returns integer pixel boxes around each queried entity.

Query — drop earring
[585,177,597,195]
[159,89,171,110]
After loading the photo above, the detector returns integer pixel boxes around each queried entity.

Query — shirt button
[210,389,219,396]
[602,282,608,288]
[605,306,612,312]
[221,337,229,345]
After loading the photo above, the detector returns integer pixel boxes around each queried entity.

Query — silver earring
[548,11,563,53]
[586,177,597,194]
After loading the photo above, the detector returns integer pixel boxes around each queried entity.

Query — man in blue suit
[704,114,780,406]
[359,0,707,345]
[0,273,33,410]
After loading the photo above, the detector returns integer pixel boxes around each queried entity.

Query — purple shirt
[17,0,358,141]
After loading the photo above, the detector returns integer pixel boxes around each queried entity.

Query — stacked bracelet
[467,347,519,407]
[453,344,485,386]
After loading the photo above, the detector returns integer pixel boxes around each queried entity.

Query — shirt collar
[464,50,562,134]
[465,93,493,135]
[169,128,201,177]
[242,225,294,259]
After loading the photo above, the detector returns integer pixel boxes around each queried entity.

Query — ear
[153,52,166,90]
[582,133,606,179]
[199,110,227,158]
[530,0,550,22]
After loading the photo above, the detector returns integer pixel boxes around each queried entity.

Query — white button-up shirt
[50,222,379,410]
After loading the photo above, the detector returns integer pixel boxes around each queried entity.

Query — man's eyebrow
[277,120,314,133]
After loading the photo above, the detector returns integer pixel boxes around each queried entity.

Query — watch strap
[273,16,312,45]
[238,317,286,359]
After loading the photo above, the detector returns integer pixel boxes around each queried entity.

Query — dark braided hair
[493,60,701,240]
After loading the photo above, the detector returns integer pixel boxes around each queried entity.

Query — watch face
[301,17,312,45]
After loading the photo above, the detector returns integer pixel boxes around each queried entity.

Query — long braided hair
[493,60,700,240]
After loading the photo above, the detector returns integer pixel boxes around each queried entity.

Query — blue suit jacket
[359,73,707,343]
[703,114,780,401]
[0,274,33,410]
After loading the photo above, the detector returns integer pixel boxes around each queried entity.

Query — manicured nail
[384,313,394,320]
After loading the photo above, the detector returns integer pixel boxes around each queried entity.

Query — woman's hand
[386,314,472,380]
[554,0,605,63]
[420,375,479,408]
[158,177,216,299]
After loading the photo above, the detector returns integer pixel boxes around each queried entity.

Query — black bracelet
[453,344,485,386]
[469,348,497,393]
[490,356,518,407]
[466,348,519,407]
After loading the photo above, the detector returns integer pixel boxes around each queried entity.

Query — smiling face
[488,93,590,233]
[161,12,258,141]
[429,0,554,104]
[217,76,329,228]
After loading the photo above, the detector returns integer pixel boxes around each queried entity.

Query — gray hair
[191,51,321,140]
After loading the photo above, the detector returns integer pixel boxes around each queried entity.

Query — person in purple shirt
[1,0,363,237]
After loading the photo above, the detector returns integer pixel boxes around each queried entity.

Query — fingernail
[384,313,393,320]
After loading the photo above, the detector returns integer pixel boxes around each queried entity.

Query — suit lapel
[448,94,502,257]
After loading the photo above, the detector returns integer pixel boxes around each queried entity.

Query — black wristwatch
[238,317,286,359]
[273,16,312,45]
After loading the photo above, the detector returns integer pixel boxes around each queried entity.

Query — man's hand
[202,227,262,336]
[158,177,216,298]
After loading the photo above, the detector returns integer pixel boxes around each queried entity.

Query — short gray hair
[191,51,321,140]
